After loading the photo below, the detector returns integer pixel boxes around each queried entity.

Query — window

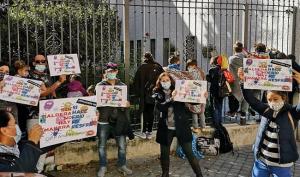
[150,39,156,58]
[163,38,170,66]
[136,40,142,67]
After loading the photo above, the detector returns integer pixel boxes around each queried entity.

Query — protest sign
[96,85,127,107]
[47,54,81,76]
[243,59,292,91]
[0,75,42,106]
[39,96,98,148]
[174,80,207,103]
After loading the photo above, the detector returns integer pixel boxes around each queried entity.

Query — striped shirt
[260,120,293,167]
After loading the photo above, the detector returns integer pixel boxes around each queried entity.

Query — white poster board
[243,58,292,91]
[47,54,81,76]
[96,85,127,107]
[174,80,207,104]
[39,96,98,148]
[0,75,42,106]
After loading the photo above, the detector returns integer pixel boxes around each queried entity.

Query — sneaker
[97,167,107,177]
[118,165,133,175]
[226,111,236,119]
[140,132,147,139]
[146,132,152,139]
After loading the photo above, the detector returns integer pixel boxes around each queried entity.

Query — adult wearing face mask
[96,62,133,177]
[28,55,66,174]
[0,62,18,123]
[29,54,66,99]
[0,110,43,172]
[238,68,300,177]
[153,72,203,177]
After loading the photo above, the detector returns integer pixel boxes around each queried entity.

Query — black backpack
[213,124,233,154]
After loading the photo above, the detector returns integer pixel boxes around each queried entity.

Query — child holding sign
[96,62,132,177]
[238,68,300,177]
[153,72,203,177]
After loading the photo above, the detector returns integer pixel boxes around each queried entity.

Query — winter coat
[133,60,164,112]
[0,141,43,172]
[153,89,193,146]
[242,85,300,164]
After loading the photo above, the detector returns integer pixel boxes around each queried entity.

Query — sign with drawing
[243,58,292,91]
[39,96,98,148]
[96,85,127,107]
[47,54,81,76]
[174,80,207,103]
[0,75,42,106]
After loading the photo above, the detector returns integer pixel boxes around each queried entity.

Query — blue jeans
[252,159,291,177]
[213,97,223,125]
[98,124,127,167]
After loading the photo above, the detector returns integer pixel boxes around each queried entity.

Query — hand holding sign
[28,124,43,145]
[238,67,245,81]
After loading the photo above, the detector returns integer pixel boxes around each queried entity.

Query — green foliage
[0,0,122,86]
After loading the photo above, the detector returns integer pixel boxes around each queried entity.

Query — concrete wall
[53,123,259,166]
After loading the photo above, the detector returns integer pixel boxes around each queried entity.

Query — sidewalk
[49,145,300,177]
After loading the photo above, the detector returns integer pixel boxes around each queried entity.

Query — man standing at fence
[133,52,164,139]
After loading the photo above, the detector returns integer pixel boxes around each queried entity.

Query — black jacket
[133,60,164,111]
[242,85,300,164]
[0,141,43,172]
[153,89,193,146]
[206,64,222,98]
[97,80,130,137]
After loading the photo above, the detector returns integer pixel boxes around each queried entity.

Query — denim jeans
[98,124,127,167]
[213,97,223,125]
[252,159,291,177]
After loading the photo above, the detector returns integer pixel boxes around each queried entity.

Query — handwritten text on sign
[96,85,127,107]
[47,54,81,76]
[174,80,207,103]
[39,97,98,148]
[243,59,292,91]
[0,75,42,106]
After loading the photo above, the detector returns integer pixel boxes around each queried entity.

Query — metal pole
[123,0,130,85]
[243,3,249,49]
[291,7,298,54]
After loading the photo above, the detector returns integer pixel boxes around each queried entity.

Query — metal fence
[0,0,299,131]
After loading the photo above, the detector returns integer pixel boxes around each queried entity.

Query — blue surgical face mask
[161,81,171,90]
[35,64,46,73]
[4,125,22,144]
[106,73,117,80]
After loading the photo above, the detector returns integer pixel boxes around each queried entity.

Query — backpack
[176,134,204,160]
[196,136,220,156]
[223,70,235,84]
[213,124,233,154]
[218,71,231,98]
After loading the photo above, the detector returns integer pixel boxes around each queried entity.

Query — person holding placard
[96,62,132,177]
[153,72,203,177]
[238,68,300,177]
[186,59,207,133]
[0,62,18,124]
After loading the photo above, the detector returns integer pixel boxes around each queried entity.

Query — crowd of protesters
[0,41,299,177]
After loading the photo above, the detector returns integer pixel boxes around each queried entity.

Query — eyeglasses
[35,60,46,64]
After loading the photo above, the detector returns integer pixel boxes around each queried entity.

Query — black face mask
[0,72,6,81]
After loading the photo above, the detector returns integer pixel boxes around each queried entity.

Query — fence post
[242,3,249,50]
[292,7,298,55]
[123,0,130,85]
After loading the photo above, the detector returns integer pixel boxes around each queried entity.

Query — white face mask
[187,67,195,72]
[268,101,285,112]
[161,81,171,90]
[3,125,22,144]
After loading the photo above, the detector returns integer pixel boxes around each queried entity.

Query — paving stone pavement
[49,145,300,177]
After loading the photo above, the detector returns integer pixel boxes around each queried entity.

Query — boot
[160,159,170,177]
[188,158,203,177]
